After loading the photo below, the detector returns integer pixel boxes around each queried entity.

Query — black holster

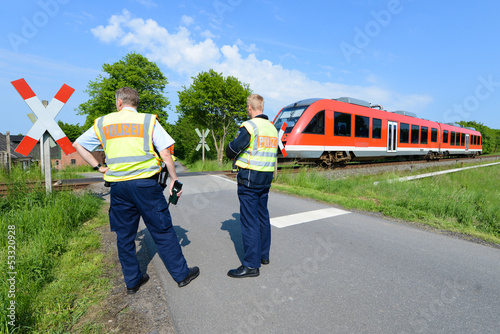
[158,162,169,188]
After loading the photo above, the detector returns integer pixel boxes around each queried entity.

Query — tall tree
[171,114,216,164]
[57,121,84,142]
[77,52,170,128]
[177,69,251,164]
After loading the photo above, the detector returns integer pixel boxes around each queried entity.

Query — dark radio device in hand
[168,180,183,205]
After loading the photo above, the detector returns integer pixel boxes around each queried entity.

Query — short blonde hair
[247,94,264,112]
[116,87,139,107]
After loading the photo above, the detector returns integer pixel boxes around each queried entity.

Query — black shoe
[127,274,150,294]
[178,266,200,287]
[261,259,270,265]
[227,265,259,278]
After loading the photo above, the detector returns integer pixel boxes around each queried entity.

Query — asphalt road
[139,165,500,334]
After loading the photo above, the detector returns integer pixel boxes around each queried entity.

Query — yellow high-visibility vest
[94,110,160,182]
[235,117,278,172]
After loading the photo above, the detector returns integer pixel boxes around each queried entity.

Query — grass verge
[273,162,500,245]
[183,159,233,172]
[0,186,109,333]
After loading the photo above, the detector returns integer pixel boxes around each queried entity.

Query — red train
[272,97,482,167]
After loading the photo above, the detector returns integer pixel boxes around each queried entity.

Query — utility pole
[6,131,12,172]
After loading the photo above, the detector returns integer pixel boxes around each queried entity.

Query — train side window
[450,132,456,146]
[372,118,382,139]
[303,110,325,134]
[431,128,438,142]
[443,130,449,143]
[461,133,465,146]
[355,115,369,138]
[334,112,351,137]
[420,126,428,144]
[411,125,419,144]
[400,123,409,143]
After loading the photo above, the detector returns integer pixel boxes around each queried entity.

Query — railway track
[218,155,500,178]
[0,179,98,197]
[7,155,491,194]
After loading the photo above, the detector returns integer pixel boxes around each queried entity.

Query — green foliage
[185,159,233,172]
[0,164,42,183]
[57,121,85,142]
[170,115,217,164]
[176,69,251,164]
[459,121,500,154]
[0,188,104,333]
[77,52,170,129]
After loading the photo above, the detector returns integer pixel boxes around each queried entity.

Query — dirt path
[74,182,177,334]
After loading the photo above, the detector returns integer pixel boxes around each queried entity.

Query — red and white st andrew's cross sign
[278,122,287,157]
[12,78,76,156]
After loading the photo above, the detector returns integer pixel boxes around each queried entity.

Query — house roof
[0,133,32,159]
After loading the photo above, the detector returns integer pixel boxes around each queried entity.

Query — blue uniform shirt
[226,114,275,188]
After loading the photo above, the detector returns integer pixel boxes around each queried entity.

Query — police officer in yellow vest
[226,94,278,278]
[73,87,199,293]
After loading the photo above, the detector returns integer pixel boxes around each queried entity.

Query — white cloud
[235,39,258,53]
[200,29,218,39]
[91,10,433,115]
[91,9,131,43]
[181,15,194,26]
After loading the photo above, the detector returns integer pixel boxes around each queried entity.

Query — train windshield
[274,105,308,133]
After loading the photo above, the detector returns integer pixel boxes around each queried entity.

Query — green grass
[0,165,43,183]
[273,162,500,244]
[0,185,108,333]
[184,159,233,172]
[1,164,93,183]
[52,165,94,180]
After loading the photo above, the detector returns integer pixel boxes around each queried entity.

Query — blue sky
[2,0,500,137]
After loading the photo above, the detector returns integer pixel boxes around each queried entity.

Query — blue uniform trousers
[237,183,271,268]
[109,178,189,288]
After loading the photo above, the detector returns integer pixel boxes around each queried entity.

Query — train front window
[273,106,307,133]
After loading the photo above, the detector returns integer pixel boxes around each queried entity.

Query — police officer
[73,87,199,293]
[226,94,278,278]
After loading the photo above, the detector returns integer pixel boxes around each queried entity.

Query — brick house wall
[52,148,105,170]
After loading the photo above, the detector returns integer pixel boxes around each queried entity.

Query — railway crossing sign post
[278,122,287,157]
[195,128,210,163]
[27,108,57,174]
[11,78,76,194]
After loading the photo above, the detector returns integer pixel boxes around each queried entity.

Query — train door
[465,134,469,152]
[387,121,398,153]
